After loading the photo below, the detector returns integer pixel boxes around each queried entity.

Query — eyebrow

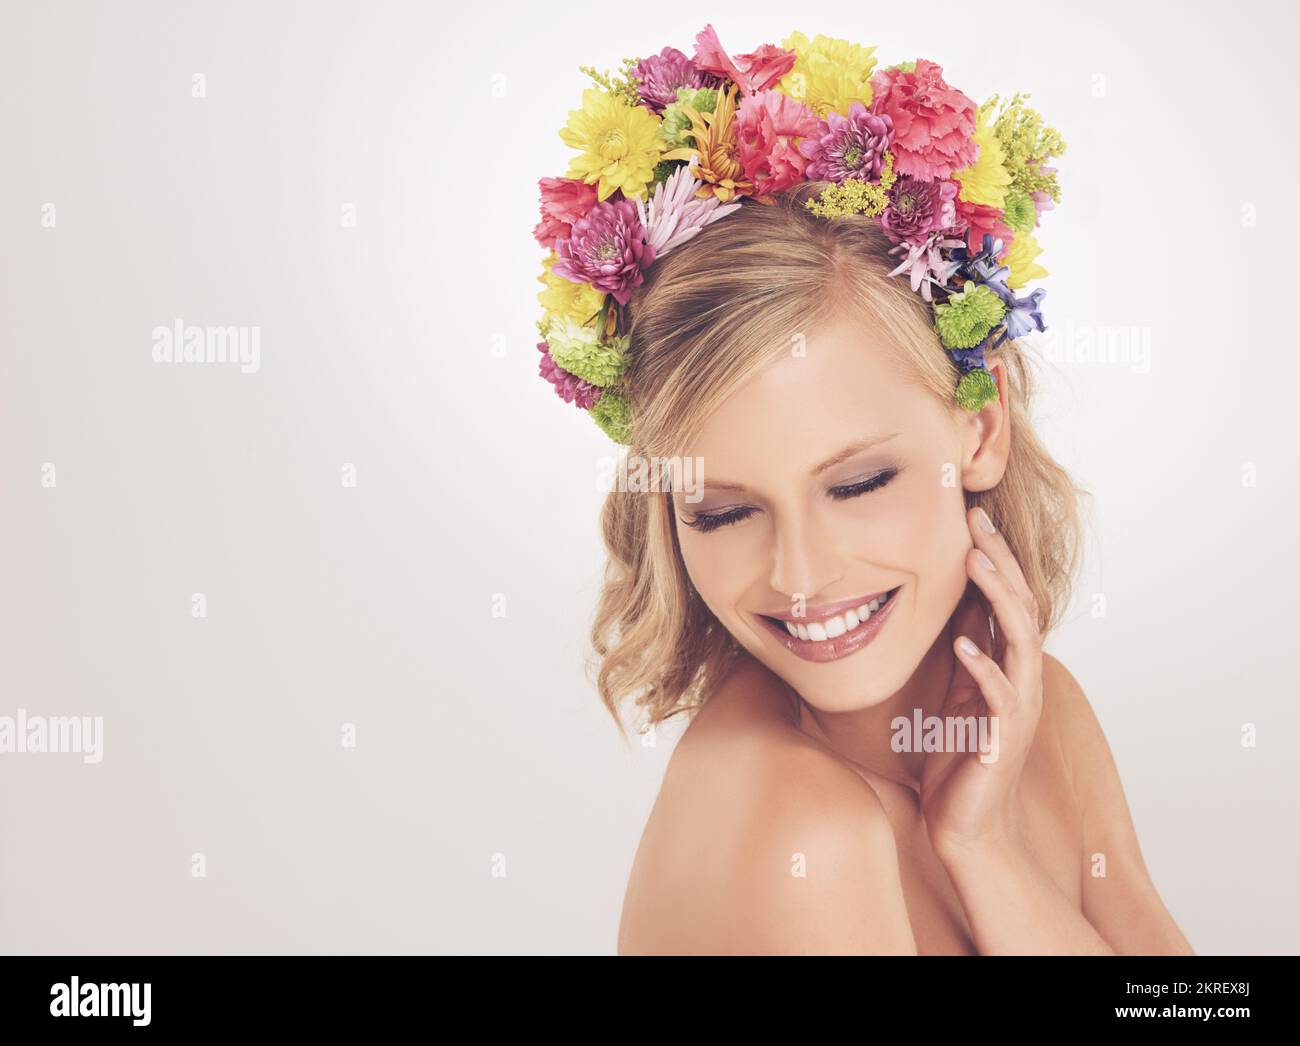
[691,432,901,495]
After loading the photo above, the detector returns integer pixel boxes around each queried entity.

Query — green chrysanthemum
[590,387,632,443]
[1002,188,1037,235]
[650,158,688,189]
[932,284,1006,349]
[545,316,630,387]
[659,87,718,149]
[956,368,999,412]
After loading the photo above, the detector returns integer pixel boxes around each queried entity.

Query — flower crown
[534,25,1066,444]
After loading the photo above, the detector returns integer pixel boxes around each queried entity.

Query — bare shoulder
[1038,648,1147,839]
[1039,650,1108,801]
[1037,651,1195,953]
[1037,650,1122,829]
[617,659,917,955]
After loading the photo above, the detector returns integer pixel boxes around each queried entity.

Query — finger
[955,585,995,660]
[965,545,1041,689]
[953,633,1020,719]
[955,574,999,654]
[947,587,990,687]
[967,506,1038,625]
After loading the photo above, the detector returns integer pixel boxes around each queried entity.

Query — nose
[767,508,844,610]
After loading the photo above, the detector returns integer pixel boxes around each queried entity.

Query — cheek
[831,473,971,594]
[901,476,975,609]
[676,526,744,610]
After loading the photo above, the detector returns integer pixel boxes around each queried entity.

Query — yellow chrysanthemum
[537,252,606,326]
[953,105,1012,209]
[1003,232,1048,289]
[558,88,665,202]
[774,31,877,119]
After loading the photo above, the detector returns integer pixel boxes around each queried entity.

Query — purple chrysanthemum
[538,341,601,410]
[552,198,656,306]
[881,176,959,246]
[799,101,893,183]
[632,47,720,113]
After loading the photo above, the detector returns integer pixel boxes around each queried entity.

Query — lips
[755,586,901,664]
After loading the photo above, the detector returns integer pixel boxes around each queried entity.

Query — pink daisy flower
[634,165,742,257]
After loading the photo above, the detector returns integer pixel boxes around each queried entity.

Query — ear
[961,354,1011,493]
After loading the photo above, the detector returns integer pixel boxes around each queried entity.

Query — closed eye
[829,467,898,500]
[681,468,899,533]
[681,505,756,533]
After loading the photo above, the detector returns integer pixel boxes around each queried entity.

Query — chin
[788,667,912,715]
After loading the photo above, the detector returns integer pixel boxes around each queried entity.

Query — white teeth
[779,589,894,643]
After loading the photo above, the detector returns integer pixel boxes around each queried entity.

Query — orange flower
[661,84,760,204]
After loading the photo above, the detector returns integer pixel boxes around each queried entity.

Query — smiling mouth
[755,586,902,663]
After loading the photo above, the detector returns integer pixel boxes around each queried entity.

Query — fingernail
[976,549,996,571]
[957,636,979,657]
[975,507,996,534]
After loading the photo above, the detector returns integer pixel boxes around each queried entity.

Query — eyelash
[682,468,899,533]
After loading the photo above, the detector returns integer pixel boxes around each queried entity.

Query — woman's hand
[920,505,1045,864]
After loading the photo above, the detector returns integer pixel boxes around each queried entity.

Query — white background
[1,0,1296,953]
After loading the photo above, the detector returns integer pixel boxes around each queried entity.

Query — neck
[794,629,957,795]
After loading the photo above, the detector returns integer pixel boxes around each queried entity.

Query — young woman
[589,194,1192,956]
[533,29,1194,954]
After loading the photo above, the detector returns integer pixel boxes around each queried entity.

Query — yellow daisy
[774,31,877,119]
[558,88,665,201]
[537,253,606,326]
[954,105,1012,209]
[1002,232,1048,289]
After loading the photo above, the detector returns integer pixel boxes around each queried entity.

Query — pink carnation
[953,198,1014,255]
[870,59,979,180]
[735,90,822,198]
[693,24,797,97]
[533,177,599,252]
[552,198,656,306]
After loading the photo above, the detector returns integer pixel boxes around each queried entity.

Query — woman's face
[671,309,1007,713]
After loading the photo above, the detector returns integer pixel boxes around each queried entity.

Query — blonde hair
[589,180,1087,739]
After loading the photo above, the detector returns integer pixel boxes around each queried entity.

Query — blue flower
[994,287,1047,347]
[950,233,1015,305]
[948,331,994,373]
[948,232,1050,348]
